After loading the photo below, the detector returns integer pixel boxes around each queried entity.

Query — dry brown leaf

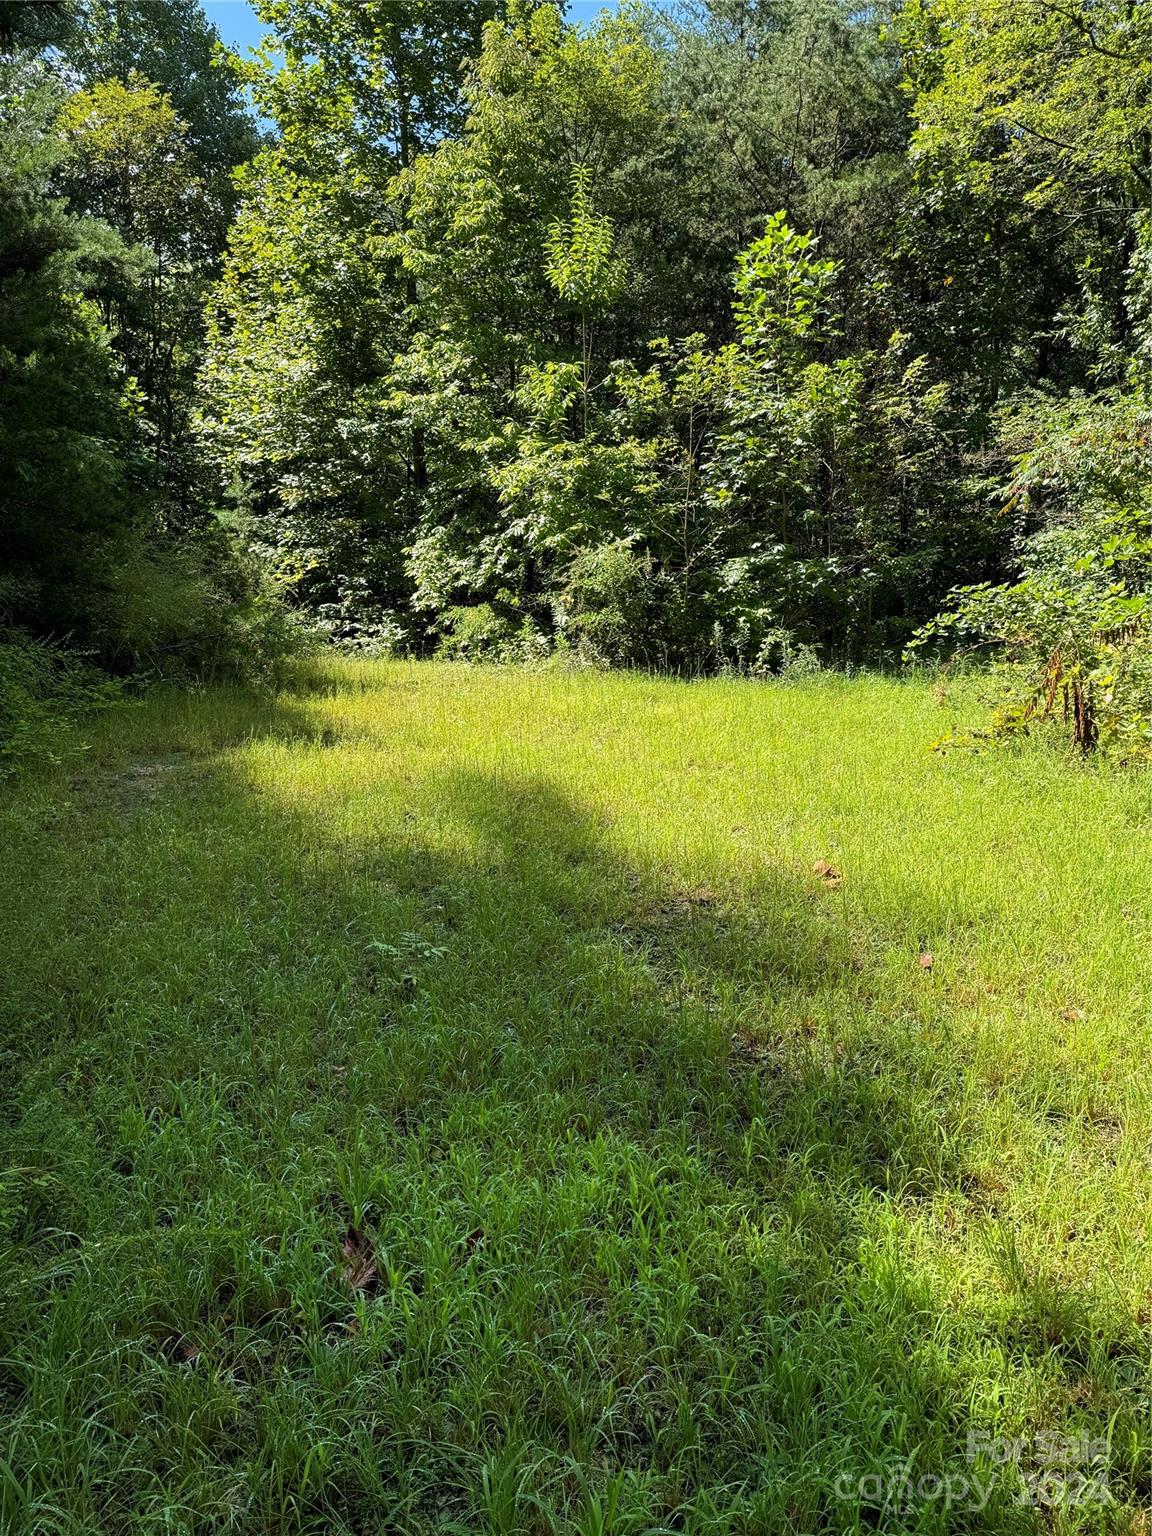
[340,1227,378,1293]
[812,859,842,886]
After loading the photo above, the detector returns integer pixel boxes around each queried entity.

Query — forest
[3,4,1152,1535]
[2,0,1150,757]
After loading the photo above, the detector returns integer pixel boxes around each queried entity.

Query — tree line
[2,0,1150,759]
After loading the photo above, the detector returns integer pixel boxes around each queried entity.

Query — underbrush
[0,535,310,778]
[0,630,123,776]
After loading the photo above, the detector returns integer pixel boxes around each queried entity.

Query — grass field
[2,658,1150,1534]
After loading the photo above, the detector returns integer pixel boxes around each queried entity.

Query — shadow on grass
[0,687,1139,1535]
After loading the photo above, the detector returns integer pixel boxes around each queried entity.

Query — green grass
[2,658,1150,1534]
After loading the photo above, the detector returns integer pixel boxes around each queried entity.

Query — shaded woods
[2,0,1150,760]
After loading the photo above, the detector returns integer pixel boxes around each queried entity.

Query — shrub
[92,529,310,684]
[437,603,548,664]
[913,392,1152,759]
[557,541,653,667]
[0,630,122,776]
[916,509,1152,758]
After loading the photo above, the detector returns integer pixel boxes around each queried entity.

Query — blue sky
[202,1,265,57]
[203,1,622,59]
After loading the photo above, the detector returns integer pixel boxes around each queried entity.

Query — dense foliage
[0,0,295,766]
[3,0,1151,754]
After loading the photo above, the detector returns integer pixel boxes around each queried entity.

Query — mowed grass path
[2,659,1150,1534]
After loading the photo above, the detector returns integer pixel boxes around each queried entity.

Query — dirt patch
[105,754,188,811]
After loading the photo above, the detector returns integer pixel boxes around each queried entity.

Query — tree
[641,0,910,337]
[545,164,627,435]
[59,75,218,510]
[896,0,1152,390]
[198,1,497,641]
[246,0,496,171]
[900,0,1152,217]
[0,66,135,634]
[394,2,660,382]
[384,2,662,643]
[70,0,258,194]
[59,74,203,251]
[0,0,76,53]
